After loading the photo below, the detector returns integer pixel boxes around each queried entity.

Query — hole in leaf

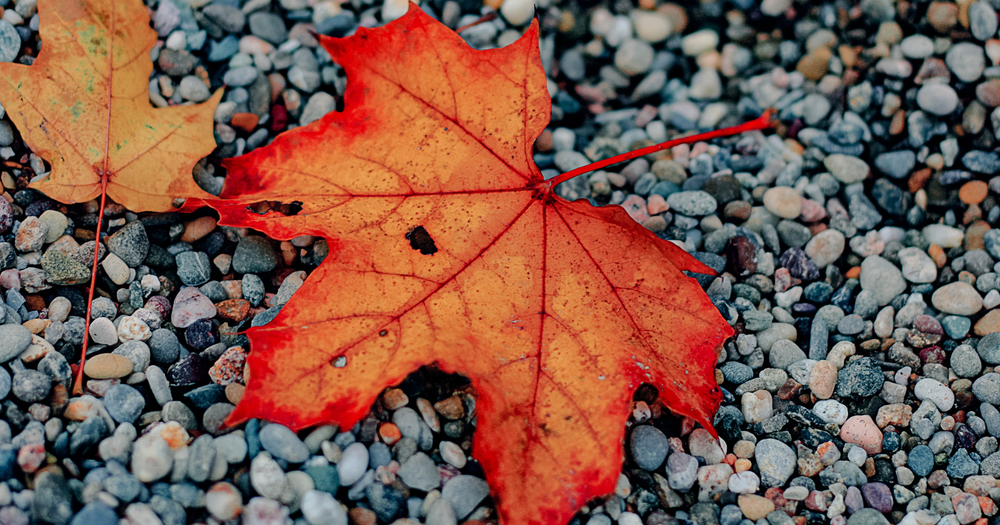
[333,356,347,368]
[247,200,303,216]
[405,225,438,255]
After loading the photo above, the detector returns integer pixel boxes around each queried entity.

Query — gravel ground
[1,0,1000,523]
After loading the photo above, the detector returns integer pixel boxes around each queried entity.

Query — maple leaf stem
[455,12,497,33]
[72,176,109,395]
[543,109,776,189]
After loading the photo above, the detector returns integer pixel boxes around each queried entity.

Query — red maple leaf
[211,8,766,524]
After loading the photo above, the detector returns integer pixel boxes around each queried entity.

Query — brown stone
[977,80,1000,107]
[928,1,959,32]
[724,201,752,221]
[348,507,377,525]
[915,58,951,84]
[83,354,134,379]
[215,299,250,323]
[658,3,687,33]
[181,216,218,243]
[809,360,837,399]
[797,47,832,81]
[909,168,933,193]
[382,388,409,410]
[966,221,991,250]
[960,181,989,204]
[876,404,913,427]
[434,396,465,420]
[739,495,775,521]
[225,383,245,404]
[643,216,667,232]
[975,309,1000,335]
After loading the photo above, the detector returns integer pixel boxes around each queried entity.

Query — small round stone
[11,370,50,403]
[946,42,986,82]
[259,423,310,463]
[84,354,134,379]
[103,384,145,424]
[762,187,802,219]
[629,425,668,470]
[917,83,958,116]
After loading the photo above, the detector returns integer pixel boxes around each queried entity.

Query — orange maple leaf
[214,8,741,524]
[0,0,221,213]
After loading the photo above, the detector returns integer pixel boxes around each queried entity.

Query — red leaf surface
[213,8,735,524]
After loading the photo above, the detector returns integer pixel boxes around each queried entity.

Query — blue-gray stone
[0,21,20,63]
[874,150,915,179]
[946,448,980,478]
[176,251,212,286]
[259,423,309,463]
[964,150,1000,173]
[70,502,118,525]
[104,384,145,424]
[629,425,668,471]
[908,444,934,477]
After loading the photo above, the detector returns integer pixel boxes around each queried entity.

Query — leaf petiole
[72,175,109,395]
[542,109,776,189]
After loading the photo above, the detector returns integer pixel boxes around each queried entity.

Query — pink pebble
[17,443,45,473]
[840,415,883,454]
[799,199,826,222]
[171,287,218,329]
[635,105,658,128]
[0,269,20,290]
[621,195,650,224]
[647,194,669,215]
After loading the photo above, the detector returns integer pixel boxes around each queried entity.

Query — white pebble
[89,317,118,345]
[500,0,534,26]
[337,443,369,486]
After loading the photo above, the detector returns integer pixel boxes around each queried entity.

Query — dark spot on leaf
[379,330,388,336]
[406,225,437,255]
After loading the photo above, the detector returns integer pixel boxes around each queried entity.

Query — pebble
[501,0,535,25]
[398,452,440,491]
[841,415,883,454]
[0,324,31,363]
[301,490,348,525]
[916,83,958,116]
[897,247,937,283]
[84,354,133,379]
[233,236,279,274]
[859,255,906,306]
[103,384,145,423]
[824,154,870,184]
[667,191,717,216]
[250,453,287,499]
[337,442,368,486]
[441,475,490,519]
[763,187,802,218]
[260,423,310,463]
[932,281,983,316]
[132,434,172,482]
[914,378,955,411]
[171,287,217,328]
[629,425,668,470]
[0,20,20,62]
[947,42,986,82]
[11,369,49,402]
[755,439,796,486]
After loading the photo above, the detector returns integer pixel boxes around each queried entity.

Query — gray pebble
[104,384,145,424]
[259,423,309,463]
[629,425,668,470]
